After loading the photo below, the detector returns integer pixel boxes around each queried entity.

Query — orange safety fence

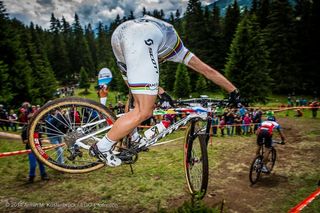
[289,187,320,213]
[1,105,318,158]
[0,143,65,158]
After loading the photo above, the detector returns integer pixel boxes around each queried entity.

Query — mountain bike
[27,96,229,198]
[249,139,284,184]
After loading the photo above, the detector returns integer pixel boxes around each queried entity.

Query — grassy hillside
[0,115,319,212]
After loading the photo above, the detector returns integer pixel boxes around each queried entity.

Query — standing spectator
[108,103,114,112]
[97,85,109,106]
[225,109,235,136]
[219,116,225,137]
[21,114,49,183]
[0,104,9,131]
[114,101,125,115]
[248,109,254,134]
[310,101,319,118]
[8,109,18,131]
[287,94,293,107]
[70,87,75,96]
[211,114,219,136]
[234,113,242,135]
[243,113,252,135]
[295,109,303,117]
[215,106,223,117]
[239,104,247,118]
[253,108,263,133]
[31,105,37,113]
[18,102,31,125]
[46,110,66,164]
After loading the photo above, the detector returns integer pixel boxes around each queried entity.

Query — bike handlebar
[273,140,285,145]
[174,98,230,108]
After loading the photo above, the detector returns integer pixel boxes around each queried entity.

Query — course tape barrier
[0,136,183,159]
[1,105,318,158]
[0,118,27,125]
[0,143,64,158]
[0,132,50,143]
[0,131,21,140]
[289,187,320,213]
[151,137,184,147]
[0,106,318,125]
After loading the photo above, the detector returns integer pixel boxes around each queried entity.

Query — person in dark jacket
[21,114,49,183]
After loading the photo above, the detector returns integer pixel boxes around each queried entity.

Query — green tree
[107,59,128,95]
[85,23,97,72]
[0,61,12,103]
[293,0,320,93]
[195,75,208,94]
[79,67,90,94]
[184,0,209,90]
[71,13,95,78]
[264,0,297,93]
[109,14,121,32]
[0,3,33,105]
[256,0,270,28]
[173,64,191,98]
[27,23,57,104]
[225,15,272,103]
[49,14,72,83]
[96,22,112,68]
[207,3,226,73]
[128,10,135,20]
[224,0,241,50]
[159,62,178,92]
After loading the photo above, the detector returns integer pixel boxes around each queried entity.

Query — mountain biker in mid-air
[91,15,240,167]
[256,111,286,173]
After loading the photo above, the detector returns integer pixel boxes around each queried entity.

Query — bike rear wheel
[28,97,117,173]
[184,120,209,199]
[249,155,263,184]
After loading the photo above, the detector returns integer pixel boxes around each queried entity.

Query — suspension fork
[186,119,197,162]
[204,112,212,146]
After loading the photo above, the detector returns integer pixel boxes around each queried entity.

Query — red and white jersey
[259,121,281,134]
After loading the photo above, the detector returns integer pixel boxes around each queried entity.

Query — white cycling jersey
[111,15,194,95]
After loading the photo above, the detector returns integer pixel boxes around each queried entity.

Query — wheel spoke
[28,98,116,173]
[185,120,208,198]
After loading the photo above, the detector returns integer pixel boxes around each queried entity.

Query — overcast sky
[2,0,215,29]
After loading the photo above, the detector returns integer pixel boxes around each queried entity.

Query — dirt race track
[167,117,320,212]
[0,117,319,213]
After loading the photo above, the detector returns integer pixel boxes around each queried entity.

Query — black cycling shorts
[257,129,272,148]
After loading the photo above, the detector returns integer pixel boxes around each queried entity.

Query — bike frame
[74,108,211,150]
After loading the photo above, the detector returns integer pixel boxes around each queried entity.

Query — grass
[1,118,319,212]
[1,90,320,212]
[0,130,217,212]
[74,83,128,105]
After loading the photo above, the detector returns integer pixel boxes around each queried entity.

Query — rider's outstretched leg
[91,94,157,166]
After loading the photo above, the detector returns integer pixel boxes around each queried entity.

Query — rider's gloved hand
[228,89,241,107]
[280,136,286,144]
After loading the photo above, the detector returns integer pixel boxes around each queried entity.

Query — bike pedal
[89,146,96,157]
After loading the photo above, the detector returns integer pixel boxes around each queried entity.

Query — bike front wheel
[249,155,263,184]
[28,97,117,174]
[184,120,209,199]
[266,148,276,172]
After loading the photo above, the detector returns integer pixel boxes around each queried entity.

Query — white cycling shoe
[90,143,122,167]
[261,165,269,173]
